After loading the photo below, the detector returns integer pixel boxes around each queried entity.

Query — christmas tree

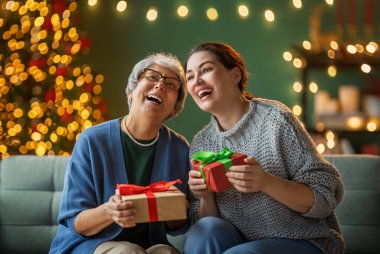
[0,0,107,159]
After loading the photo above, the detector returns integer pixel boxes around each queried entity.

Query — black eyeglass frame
[142,68,182,90]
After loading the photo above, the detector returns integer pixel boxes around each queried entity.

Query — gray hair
[126,53,187,118]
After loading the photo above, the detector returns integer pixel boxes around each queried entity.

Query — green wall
[76,1,335,141]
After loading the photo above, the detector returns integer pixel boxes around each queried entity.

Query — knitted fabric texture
[189,98,345,254]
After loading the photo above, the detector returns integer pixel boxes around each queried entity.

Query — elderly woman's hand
[104,194,137,228]
[226,157,270,193]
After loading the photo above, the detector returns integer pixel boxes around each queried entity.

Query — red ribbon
[117,179,182,222]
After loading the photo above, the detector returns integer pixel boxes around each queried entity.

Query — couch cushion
[0,155,69,254]
[325,155,380,254]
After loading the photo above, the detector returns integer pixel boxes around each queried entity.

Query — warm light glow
[116,1,127,12]
[238,5,249,18]
[361,64,371,73]
[177,5,189,18]
[292,105,302,116]
[326,131,335,140]
[327,49,335,59]
[302,40,311,50]
[315,122,325,132]
[327,139,335,149]
[88,0,97,7]
[317,144,325,154]
[146,8,158,21]
[264,9,275,22]
[325,0,334,5]
[206,8,218,21]
[283,51,292,62]
[367,121,377,132]
[327,65,337,77]
[293,0,302,9]
[293,81,302,93]
[346,116,364,130]
[330,41,339,50]
[346,44,357,54]
[366,42,378,54]
[309,82,318,93]
[292,58,303,68]
[355,44,364,53]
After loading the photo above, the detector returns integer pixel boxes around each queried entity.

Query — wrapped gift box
[192,148,247,192]
[116,181,187,224]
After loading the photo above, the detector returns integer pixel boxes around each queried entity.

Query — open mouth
[197,89,213,99]
[146,94,162,104]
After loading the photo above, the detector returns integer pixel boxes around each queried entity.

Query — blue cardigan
[49,119,190,254]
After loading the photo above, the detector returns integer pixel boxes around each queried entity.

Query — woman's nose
[154,79,166,90]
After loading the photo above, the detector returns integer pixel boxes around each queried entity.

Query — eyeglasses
[142,68,182,91]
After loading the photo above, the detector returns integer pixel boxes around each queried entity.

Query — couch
[0,154,379,254]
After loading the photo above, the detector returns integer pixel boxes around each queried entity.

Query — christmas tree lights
[0,0,107,159]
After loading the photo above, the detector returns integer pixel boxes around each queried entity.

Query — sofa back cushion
[325,155,380,254]
[0,155,69,254]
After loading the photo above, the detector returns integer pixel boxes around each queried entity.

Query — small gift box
[116,179,187,223]
[192,148,247,192]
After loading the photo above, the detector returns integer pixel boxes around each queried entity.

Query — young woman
[49,53,190,254]
[184,42,344,254]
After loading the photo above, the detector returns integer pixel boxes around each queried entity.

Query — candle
[339,85,360,114]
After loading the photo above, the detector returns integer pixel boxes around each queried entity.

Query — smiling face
[128,64,179,121]
[185,50,241,114]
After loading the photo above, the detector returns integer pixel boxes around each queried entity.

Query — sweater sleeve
[273,109,344,219]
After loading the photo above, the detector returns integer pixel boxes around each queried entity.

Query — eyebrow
[186,61,215,74]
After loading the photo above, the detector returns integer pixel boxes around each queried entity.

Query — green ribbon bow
[192,147,234,189]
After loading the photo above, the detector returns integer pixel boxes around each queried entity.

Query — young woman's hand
[226,157,270,193]
[188,170,213,198]
[104,194,137,228]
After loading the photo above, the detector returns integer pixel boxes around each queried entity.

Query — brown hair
[184,42,253,100]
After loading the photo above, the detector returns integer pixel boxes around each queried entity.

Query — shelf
[292,45,380,68]
[312,113,379,132]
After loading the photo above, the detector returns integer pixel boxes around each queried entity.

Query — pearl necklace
[121,116,159,147]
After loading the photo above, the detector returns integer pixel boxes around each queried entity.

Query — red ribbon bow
[116,179,182,222]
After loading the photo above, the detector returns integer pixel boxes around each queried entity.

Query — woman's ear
[232,67,242,85]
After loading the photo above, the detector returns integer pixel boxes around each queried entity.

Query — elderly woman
[49,53,190,254]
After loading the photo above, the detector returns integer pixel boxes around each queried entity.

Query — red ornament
[98,99,107,115]
[83,83,94,92]
[60,110,73,123]
[56,66,68,77]
[52,0,67,15]
[28,57,46,68]
[42,16,53,31]
[79,36,91,50]
[44,89,56,102]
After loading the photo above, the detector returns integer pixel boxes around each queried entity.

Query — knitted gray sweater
[189,98,344,254]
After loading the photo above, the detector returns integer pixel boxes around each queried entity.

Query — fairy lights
[0,0,106,158]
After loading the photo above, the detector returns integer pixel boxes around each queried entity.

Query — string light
[264,9,275,22]
[0,0,106,158]
[146,7,158,22]
[292,0,302,9]
[238,5,249,19]
[177,5,189,18]
[361,64,371,73]
[206,8,218,21]
[283,51,293,62]
[309,82,318,93]
[88,0,97,7]
[116,1,127,13]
